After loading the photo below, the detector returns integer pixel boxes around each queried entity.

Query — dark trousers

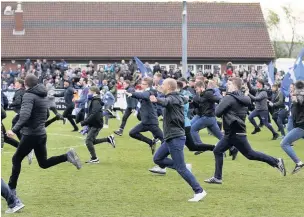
[8,134,68,190]
[153,136,203,194]
[185,126,215,152]
[12,114,21,140]
[85,127,108,159]
[272,109,288,136]
[49,106,59,115]
[213,135,278,180]
[63,106,78,129]
[248,110,276,134]
[129,123,163,146]
[119,108,133,130]
[1,123,19,148]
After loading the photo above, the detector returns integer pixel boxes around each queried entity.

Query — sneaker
[186,163,192,173]
[103,124,109,129]
[85,158,100,164]
[67,148,82,170]
[291,163,304,174]
[149,166,166,175]
[194,151,204,155]
[5,202,25,214]
[276,158,286,176]
[108,135,116,148]
[251,127,261,135]
[188,190,207,202]
[114,129,123,136]
[272,133,279,140]
[27,150,34,165]
[204,177,222,184]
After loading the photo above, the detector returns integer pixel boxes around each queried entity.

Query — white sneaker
[149,166,166,175]
[188,190,207,202]
[28,150,34,165]
[5,202,25,214]
[186,164,192,173]
[103,125,109,129]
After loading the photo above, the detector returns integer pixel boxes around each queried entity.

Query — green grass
[1,111,304,217]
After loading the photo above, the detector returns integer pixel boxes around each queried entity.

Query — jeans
[1,179,16,208]
[185,126,215,152]
[129,123,164,146]
[287,116,294,133]
[190,115,223,145]
[153,136,203,194]
[272,109,288,136]
[280,128,304,163]
[120,108,133,130]
[213,135,278,180]
[8,134,68,189]
[248,110,276,134]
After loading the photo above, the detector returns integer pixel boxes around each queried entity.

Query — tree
[266,6,303,58]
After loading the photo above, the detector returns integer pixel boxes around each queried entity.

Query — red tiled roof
[1,2,275,60]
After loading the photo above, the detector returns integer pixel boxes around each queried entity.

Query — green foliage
[1,112,304,217]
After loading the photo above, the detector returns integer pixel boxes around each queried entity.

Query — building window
[204,64,212,73]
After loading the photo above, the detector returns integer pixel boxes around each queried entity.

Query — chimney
[13,2,25,35]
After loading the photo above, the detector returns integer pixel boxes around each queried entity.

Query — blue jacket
[103,91,115,107]
[131,89,158,125]
[180,90,192,127]
[75,86,89,109]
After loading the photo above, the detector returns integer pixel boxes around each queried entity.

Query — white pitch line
[2,133,86,154]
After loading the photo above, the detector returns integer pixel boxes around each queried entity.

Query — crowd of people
[1,58,304,213]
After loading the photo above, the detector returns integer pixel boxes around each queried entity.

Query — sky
[2,0,304,41]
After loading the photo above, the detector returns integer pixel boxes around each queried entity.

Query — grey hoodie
[248,89,268,111]
[12,84,49,136]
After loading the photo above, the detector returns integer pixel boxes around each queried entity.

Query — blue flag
[294,48,304,81]
[281,72,293,97]
[134,57,147,77]
[267,61,275,85]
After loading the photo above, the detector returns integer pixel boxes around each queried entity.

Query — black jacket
[54,86,74,107]
[131,89,158,125]
[291,89,304,130]
[192,89,220,117]
[10,88,26,113]
[125,86,138,109]
[41,62,50,72]
[157,92,186,141]
[271,90,285,113]
[1,92,8,110]
[81,96,104,128]
[215,91,251,136]
[12,84,48,136]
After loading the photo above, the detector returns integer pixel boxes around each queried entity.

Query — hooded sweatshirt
[12,84,48,136]
[215,91,251,136]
